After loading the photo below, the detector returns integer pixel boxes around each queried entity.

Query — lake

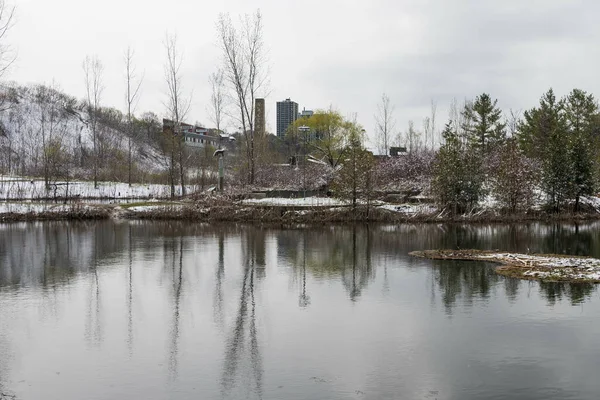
[1,221,600,400]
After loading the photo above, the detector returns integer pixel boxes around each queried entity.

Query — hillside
[0,82,164,182]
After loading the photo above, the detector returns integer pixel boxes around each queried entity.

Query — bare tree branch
[217,10,268,184]
[125,46,144,186]
[374,93,396,156]
[208,69,227,133]
[163,33,191,198]
[83,55,104,188]
[0,1,15,79]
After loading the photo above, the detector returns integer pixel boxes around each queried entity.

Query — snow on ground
[127,204,184,212]
[241,197,441,214]
[473,252,600,281]
[478,194,500,210]
[377,203,438,215]
[415,250,600,282]
[581,196,600,212]
[0,203,73,213]
[0,178,196,200]
[240,197,348,207]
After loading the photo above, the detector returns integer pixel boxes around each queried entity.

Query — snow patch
[241,197,347,207]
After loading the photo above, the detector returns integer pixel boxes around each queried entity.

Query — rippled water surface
[1,221,600,400]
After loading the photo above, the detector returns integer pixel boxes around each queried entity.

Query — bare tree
[83,55,104,188]
[423,117,431,151]
[406,120,421,154]
[35,83,58,188]
[506,108,522,137]
[374,93,395,156]
[0,0,15,79]
[208,69,227,133]
[163,33,190,198]
[430,99,437,148]
[124,47,143,186]
[0,1,15,113]
[217,10,268,184]
[448,98,471,145]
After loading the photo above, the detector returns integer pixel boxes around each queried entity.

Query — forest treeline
[431,88,600,214]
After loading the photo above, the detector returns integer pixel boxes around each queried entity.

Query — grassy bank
[123,203,600,223]
[0,207,112,222]
[3,200,600,223]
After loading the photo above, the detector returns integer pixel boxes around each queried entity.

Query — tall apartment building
[276,98,299,138]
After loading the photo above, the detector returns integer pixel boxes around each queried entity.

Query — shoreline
[2,201,600,223]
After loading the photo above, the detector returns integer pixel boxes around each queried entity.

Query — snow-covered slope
[0,82,163,177]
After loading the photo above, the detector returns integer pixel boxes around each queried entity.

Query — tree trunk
[179,146,186,197]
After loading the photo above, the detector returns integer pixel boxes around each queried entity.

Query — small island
[409,249,600,283]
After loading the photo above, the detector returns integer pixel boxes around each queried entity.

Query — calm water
[1,221,600,400]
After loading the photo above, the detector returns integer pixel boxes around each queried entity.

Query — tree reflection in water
[341,225,374,302]
[221,230,264,399]
[1,221,600,399]
[168,237,184,380]
[127,224,134,356]
[85,227,102,347]
[430,259,501,314]
[298,230,310,308]
[213,232,225,330]
[539,281,596,306]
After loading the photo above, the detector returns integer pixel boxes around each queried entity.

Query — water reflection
[168,237,184,380]
[127,224,134,356]
[342,226,374,302]
[0,221,599,400]
[221,229,264,399]
[85,232,102,347]
[279,226,375,302]
[298,231,310,308]
[539,281,596,306]
[213,231,225,329]
[0,221,598,307]
[430,259,501,314]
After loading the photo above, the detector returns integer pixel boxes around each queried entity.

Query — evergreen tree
[461,93,506,154]
[518,89,570,211]
[432,121,484,214]
[518,89,558,159]
[564,89,597,211]
[570,134,593,211]
[564,89,597,137]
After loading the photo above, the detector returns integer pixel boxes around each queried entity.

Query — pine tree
[518,89,571,211]
[518,89,558,159]
[564,89,597,211]
[462,93,506,154]
[432,121,484,214]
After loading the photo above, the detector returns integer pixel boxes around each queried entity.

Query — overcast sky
[8,0,600,148]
